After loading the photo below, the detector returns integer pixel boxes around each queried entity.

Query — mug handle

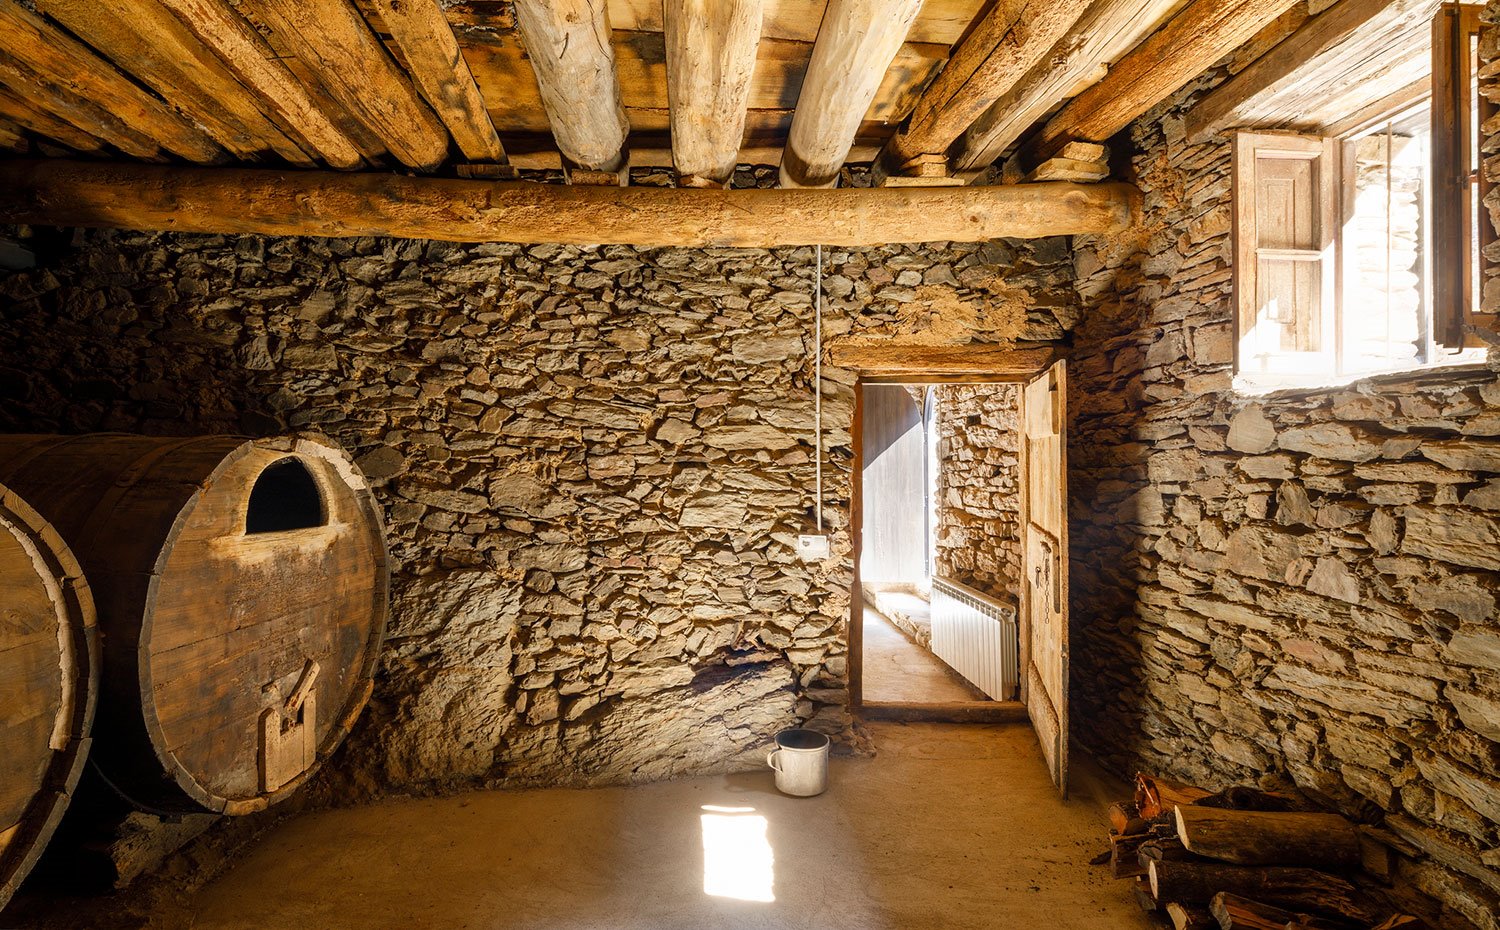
[766,749,782,772]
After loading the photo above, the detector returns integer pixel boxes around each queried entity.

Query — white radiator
[930,576,1019,701]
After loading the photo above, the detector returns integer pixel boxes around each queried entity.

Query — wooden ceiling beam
[0,160,1137,247]
[882,0,1088,171]
[1025,0,1305,163]
[780,0,924,188]
[240,0,450,170]
[952,0,1177,177]
[0,83,107,155]
[33,0,313,166]
[0,0,225,163]
[366,0,508,164]
[512,0,629,173]
[1186,0,1428,143]
[152,0,364,169]
[663,0,764,187]
[0,117,24,152]
[0,54,166,161]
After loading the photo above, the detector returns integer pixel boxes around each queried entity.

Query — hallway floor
[167,723,1153,930]
[862,606,987,703]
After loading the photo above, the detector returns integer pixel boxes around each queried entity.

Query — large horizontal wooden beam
[833,344,1059,379]
[0,160,1136,247]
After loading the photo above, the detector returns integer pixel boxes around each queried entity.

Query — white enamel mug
[766,728,830,797]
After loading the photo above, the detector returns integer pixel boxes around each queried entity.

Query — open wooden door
[1020,360,1068,797]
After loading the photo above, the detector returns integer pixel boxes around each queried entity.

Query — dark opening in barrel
[0,435,388,816]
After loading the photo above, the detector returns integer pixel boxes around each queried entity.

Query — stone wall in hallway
[1065,30,1500,930]
[932,383,1021,603]
[0,228,1075,793]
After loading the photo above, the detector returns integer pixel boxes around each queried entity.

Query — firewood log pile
[1095,774,1431,930]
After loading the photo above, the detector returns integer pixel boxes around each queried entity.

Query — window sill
[1233,353,1491,397]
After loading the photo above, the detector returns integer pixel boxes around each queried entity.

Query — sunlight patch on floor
[700,805,775,903]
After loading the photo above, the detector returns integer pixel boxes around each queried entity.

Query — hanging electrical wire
[814,242,823,533]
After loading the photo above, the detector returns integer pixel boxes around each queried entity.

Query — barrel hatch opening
[246,458,326,534]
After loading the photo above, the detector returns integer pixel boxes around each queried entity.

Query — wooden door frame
[839,345,1059,722]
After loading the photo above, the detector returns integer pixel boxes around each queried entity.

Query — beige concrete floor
[862,607,987,704]
[182,723,1155,930]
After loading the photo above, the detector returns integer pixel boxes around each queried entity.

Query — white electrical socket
[796,534,830,561]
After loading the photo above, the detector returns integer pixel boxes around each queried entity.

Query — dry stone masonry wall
[1068,33,1500,930]
[0,229,1074,792]
[931,383,1021,603]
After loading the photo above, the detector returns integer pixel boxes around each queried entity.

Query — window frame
[1431,1,1493,347]
[1231,130,1340,382]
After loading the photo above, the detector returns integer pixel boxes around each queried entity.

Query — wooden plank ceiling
[0,0,1411,190]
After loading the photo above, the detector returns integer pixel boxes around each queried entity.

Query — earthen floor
[178,723,1156,930]
[862,606,988,703]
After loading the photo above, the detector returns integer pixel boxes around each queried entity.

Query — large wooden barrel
[0,435,388,816]
[0,481,98,910]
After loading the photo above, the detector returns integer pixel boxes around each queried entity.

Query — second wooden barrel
[0,481,97,910]
[0,434,389,815]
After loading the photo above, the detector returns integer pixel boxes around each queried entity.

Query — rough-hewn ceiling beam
[152,0,364,169]
[0,160,1137,247]
[512,0,629,173]
[0,118,24,152]
[1186,0,1430,143]
[0,82,107,155]
[952,0,1177,177]
[0,0,225,163]
[780,0,924,188]
[1025,0,1305,163]
[663,0,764,187]
[33,0,313,166]
[239,0,450,170]
[881,0,1087,171]
[367,0,508,164]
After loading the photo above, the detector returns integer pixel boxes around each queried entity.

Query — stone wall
[0,229,1075,792]
[1068,50,1500,930]
[932,383,1020,602]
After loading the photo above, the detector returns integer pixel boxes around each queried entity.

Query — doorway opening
[841,346,1070,795]
[856,381,1023,714]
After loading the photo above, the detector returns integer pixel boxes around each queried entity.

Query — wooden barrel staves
[0,435,389,816]
[0,482,98,910]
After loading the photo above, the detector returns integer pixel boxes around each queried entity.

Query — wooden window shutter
[1432,3,1497,346]
[1232,131,1338,375]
